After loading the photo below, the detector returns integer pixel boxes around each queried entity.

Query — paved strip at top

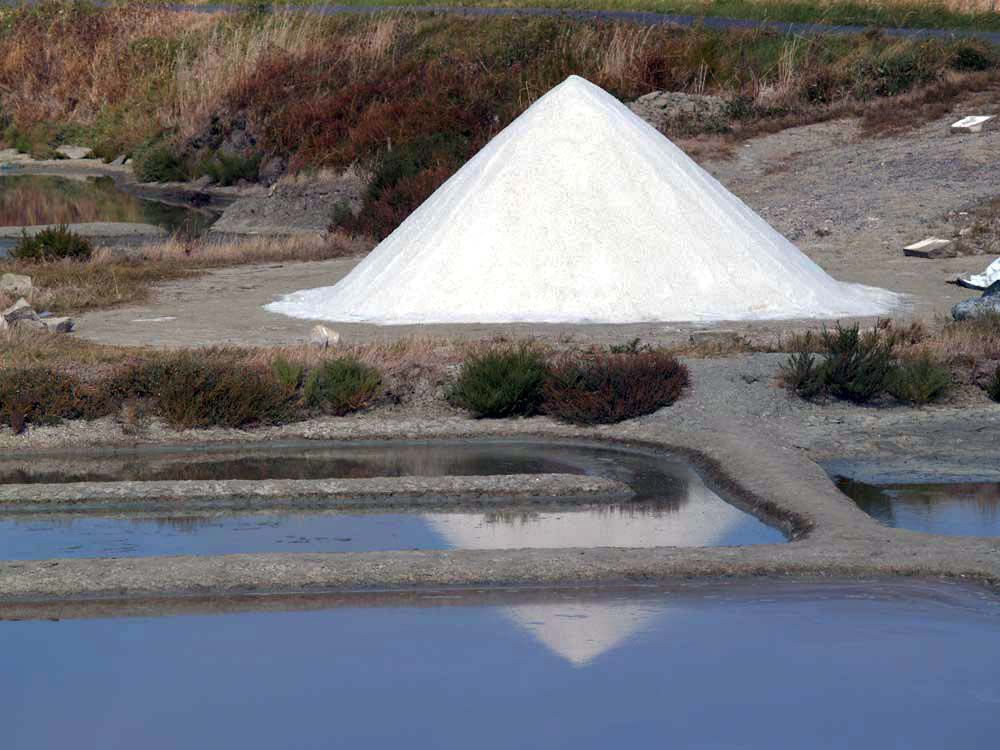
[170,3,1000,44]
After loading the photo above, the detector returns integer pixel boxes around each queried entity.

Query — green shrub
[450,345,548,418]
[303,358,382,415]
[10,225,93,261]
[197,151,261,186]
[132,141,188,182]
[986,365,1000,403]
[820,324,896,404]
[543,350,689,425]
[887,353,952,405]
[780,350,825,399]
[608,337,651,355]
[104,355,293,429]
[0,368,104,433]
[271,356,304,391]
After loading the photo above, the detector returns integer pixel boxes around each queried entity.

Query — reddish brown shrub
[543,350,689,425]
[0,367,106,431]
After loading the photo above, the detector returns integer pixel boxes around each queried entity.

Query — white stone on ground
[267,75,898,324]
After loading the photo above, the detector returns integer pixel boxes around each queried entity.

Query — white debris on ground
[267,75,899,325]
[958,256,1000,290]
[951,115,995,134]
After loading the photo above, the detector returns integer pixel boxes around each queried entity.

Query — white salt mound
[267,75,898,324]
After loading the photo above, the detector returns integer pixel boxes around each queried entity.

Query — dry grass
[0,232,372,314]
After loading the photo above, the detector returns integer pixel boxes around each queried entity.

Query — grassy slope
[221,0,1000,33]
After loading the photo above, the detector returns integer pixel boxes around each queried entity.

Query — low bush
[303,358,382,415]
[0,367,103,433]
[197,152,261,186]
[821,324,896,403]
[132,141,188,183]
[10,225,93,261]
[104,355,293,429]
[449,345,548,418]
[887,353,952,405]
[543,350,689,425]
[986,364,1000,403]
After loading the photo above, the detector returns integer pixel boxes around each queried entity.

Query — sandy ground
[73,107,1000,348]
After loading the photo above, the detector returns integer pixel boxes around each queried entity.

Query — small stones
[310,324,340,349]
[0,273,32,296]
[1,297,74,334]
[46,317,75,334]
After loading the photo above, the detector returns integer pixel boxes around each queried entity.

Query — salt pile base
[267,76,898,324]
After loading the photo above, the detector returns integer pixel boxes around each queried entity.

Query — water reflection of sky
[3,584,998,749]
[837,478,1000,537]
[0,441,784,559]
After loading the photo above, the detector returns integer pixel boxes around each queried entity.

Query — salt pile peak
[267,75,898,324]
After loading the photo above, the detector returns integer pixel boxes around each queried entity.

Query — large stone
[2,297,38,324]
[310,324,340,349]
[55,145,93,160]
[12,317,47,332]
[952,282,1000,320]
[0,273,32,295]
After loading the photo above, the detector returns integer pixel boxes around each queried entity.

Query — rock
[0,273,32,296]
[55,145,93,160]
[190,175,215,191]
[211,168,368,236]
[2,298,38,324]
[628,91,727,133]
[952,282,1000,320]
[903,237,955,259]
[258,155,287,187]
[13,317,47,332]
[45,317,75,333]
[110,154,127,167]
[310,324,340,349]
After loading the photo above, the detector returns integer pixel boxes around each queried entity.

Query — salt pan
[267,76,898,324]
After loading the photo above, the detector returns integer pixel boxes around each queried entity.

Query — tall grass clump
[10,225,93,261]
[450,345,549,418]
[302,358,382,415]
[543,350,689,425]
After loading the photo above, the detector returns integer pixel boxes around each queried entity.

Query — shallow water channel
[837,477,1000,537]
[4,580,999,748]
[0,173,214,252]
[0,440,784,558]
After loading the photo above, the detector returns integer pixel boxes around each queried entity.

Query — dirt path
[76,106,1000,348]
